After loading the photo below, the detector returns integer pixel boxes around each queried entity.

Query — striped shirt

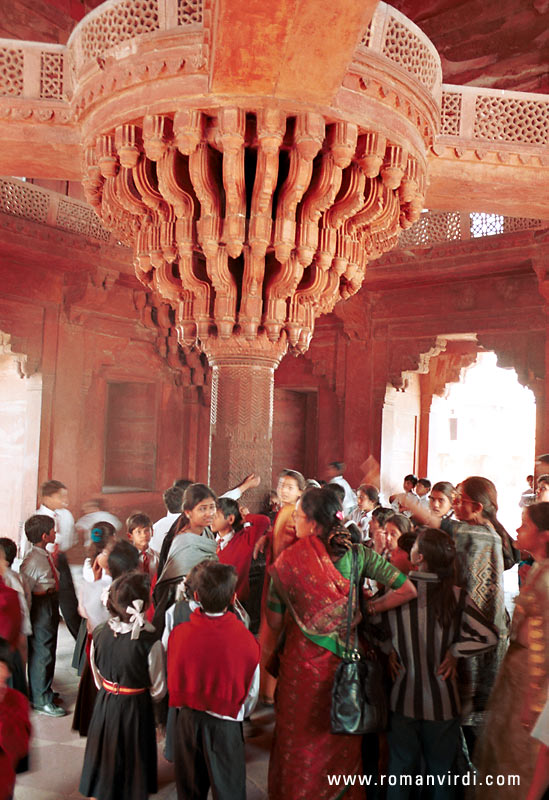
[384,571,498,721]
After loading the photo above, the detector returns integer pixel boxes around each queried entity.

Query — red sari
[268,536,404,800]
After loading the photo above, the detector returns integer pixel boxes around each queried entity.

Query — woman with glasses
[398,476,520,752]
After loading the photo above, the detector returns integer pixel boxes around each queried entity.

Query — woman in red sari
[267,488,417,800]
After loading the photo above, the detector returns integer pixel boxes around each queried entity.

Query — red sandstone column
[417,375,433,478]
[206,339,287,509]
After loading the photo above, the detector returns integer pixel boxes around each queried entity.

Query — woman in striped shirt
[383,527,498,799]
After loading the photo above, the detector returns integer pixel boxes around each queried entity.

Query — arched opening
[429,351,535,532]
[380,341,536,533]
[0,337,43,543]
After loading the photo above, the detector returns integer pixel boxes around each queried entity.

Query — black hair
[525,502,549,558]
[416,528,457,627]
[192,562,238,613]
[88,521,116,561]
[25,514,55,544]
[371,507,394,528]
[345,522,362,545]
[537,474,549,487]
[386,512,413,536]
[126,512,152,534]
[279,469,306,492]
[461,476,515,566]
[0,637,12,670]
[325,482,345,507]
[431,481,456,501]
[40,479,66,497]
[328,461,345,473]
[216,497,244,533]
[300,487,352,558]
[404,474,418,487]
[163,485,184,513]
[0,538,16,566]
[107,540,140,580]
[107,572,150,621]
[417,478,431,490]
[357,484,380,505]
[173,484,217,534]
[396,531,417,556]
[173,478,193,493]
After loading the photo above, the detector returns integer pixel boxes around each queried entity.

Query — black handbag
[330,546,388,735]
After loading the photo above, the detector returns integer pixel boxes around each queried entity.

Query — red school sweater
[217,514,270,602]
[167,609,260,718]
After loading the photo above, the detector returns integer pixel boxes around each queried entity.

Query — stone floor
[13,620,272,800]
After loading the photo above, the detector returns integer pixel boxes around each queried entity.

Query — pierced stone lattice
[0,48,24,97]
[399,211,461,247]
[80,0,160,62]
[40,51,64,99]
[360,21,372,48]
[0,180,49,223]
[503,217,543,233]
[470,212,504,238]
[382,17,438,91]
[56,199,111,241]
[474,96,549,146]
[178,0,203,25]
[441,91,462,137]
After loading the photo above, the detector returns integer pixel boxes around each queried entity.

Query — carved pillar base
[205,335,287,510]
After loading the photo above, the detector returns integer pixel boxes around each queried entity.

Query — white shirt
[20,545,59,593]
[329,476,357,516]
[37,504,77,552]
[3,567,32,635]
[151,511,181,553]
[349,508,372,540]
[79,575,112,632]
[215,531,235,551]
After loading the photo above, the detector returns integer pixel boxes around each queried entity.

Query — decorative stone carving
[82,110,426,361]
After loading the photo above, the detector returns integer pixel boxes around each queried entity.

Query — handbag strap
[343,545,361,659]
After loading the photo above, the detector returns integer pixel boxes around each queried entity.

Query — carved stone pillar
[417,374,433,478]
[205,336,287,506]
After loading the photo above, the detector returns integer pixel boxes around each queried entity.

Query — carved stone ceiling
[2,0,547,92]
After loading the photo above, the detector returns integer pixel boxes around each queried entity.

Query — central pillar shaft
[206,338,287,508]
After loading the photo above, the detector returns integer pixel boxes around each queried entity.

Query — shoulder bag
[330,545,388,735]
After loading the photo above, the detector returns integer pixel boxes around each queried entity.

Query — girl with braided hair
[79,572,166,800]
[266,487,417,800]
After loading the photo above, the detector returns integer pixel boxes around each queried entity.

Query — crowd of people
[0,462,548,800]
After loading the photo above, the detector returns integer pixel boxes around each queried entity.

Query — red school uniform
[217,514,270,603]
[0,687,31,800]
[0,578,21,650]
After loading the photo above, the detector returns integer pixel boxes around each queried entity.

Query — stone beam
[211,0,378,105]
[426,152,549,220]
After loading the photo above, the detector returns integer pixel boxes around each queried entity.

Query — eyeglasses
[454,494,475,506]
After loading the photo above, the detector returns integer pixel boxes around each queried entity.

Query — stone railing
[0,40,67,101]
[0,177,119,243]
[439,84,549,148]
[0,0,206,102]
[357,2,442,96]
[67,0,206,80]
[398,210,546,249]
